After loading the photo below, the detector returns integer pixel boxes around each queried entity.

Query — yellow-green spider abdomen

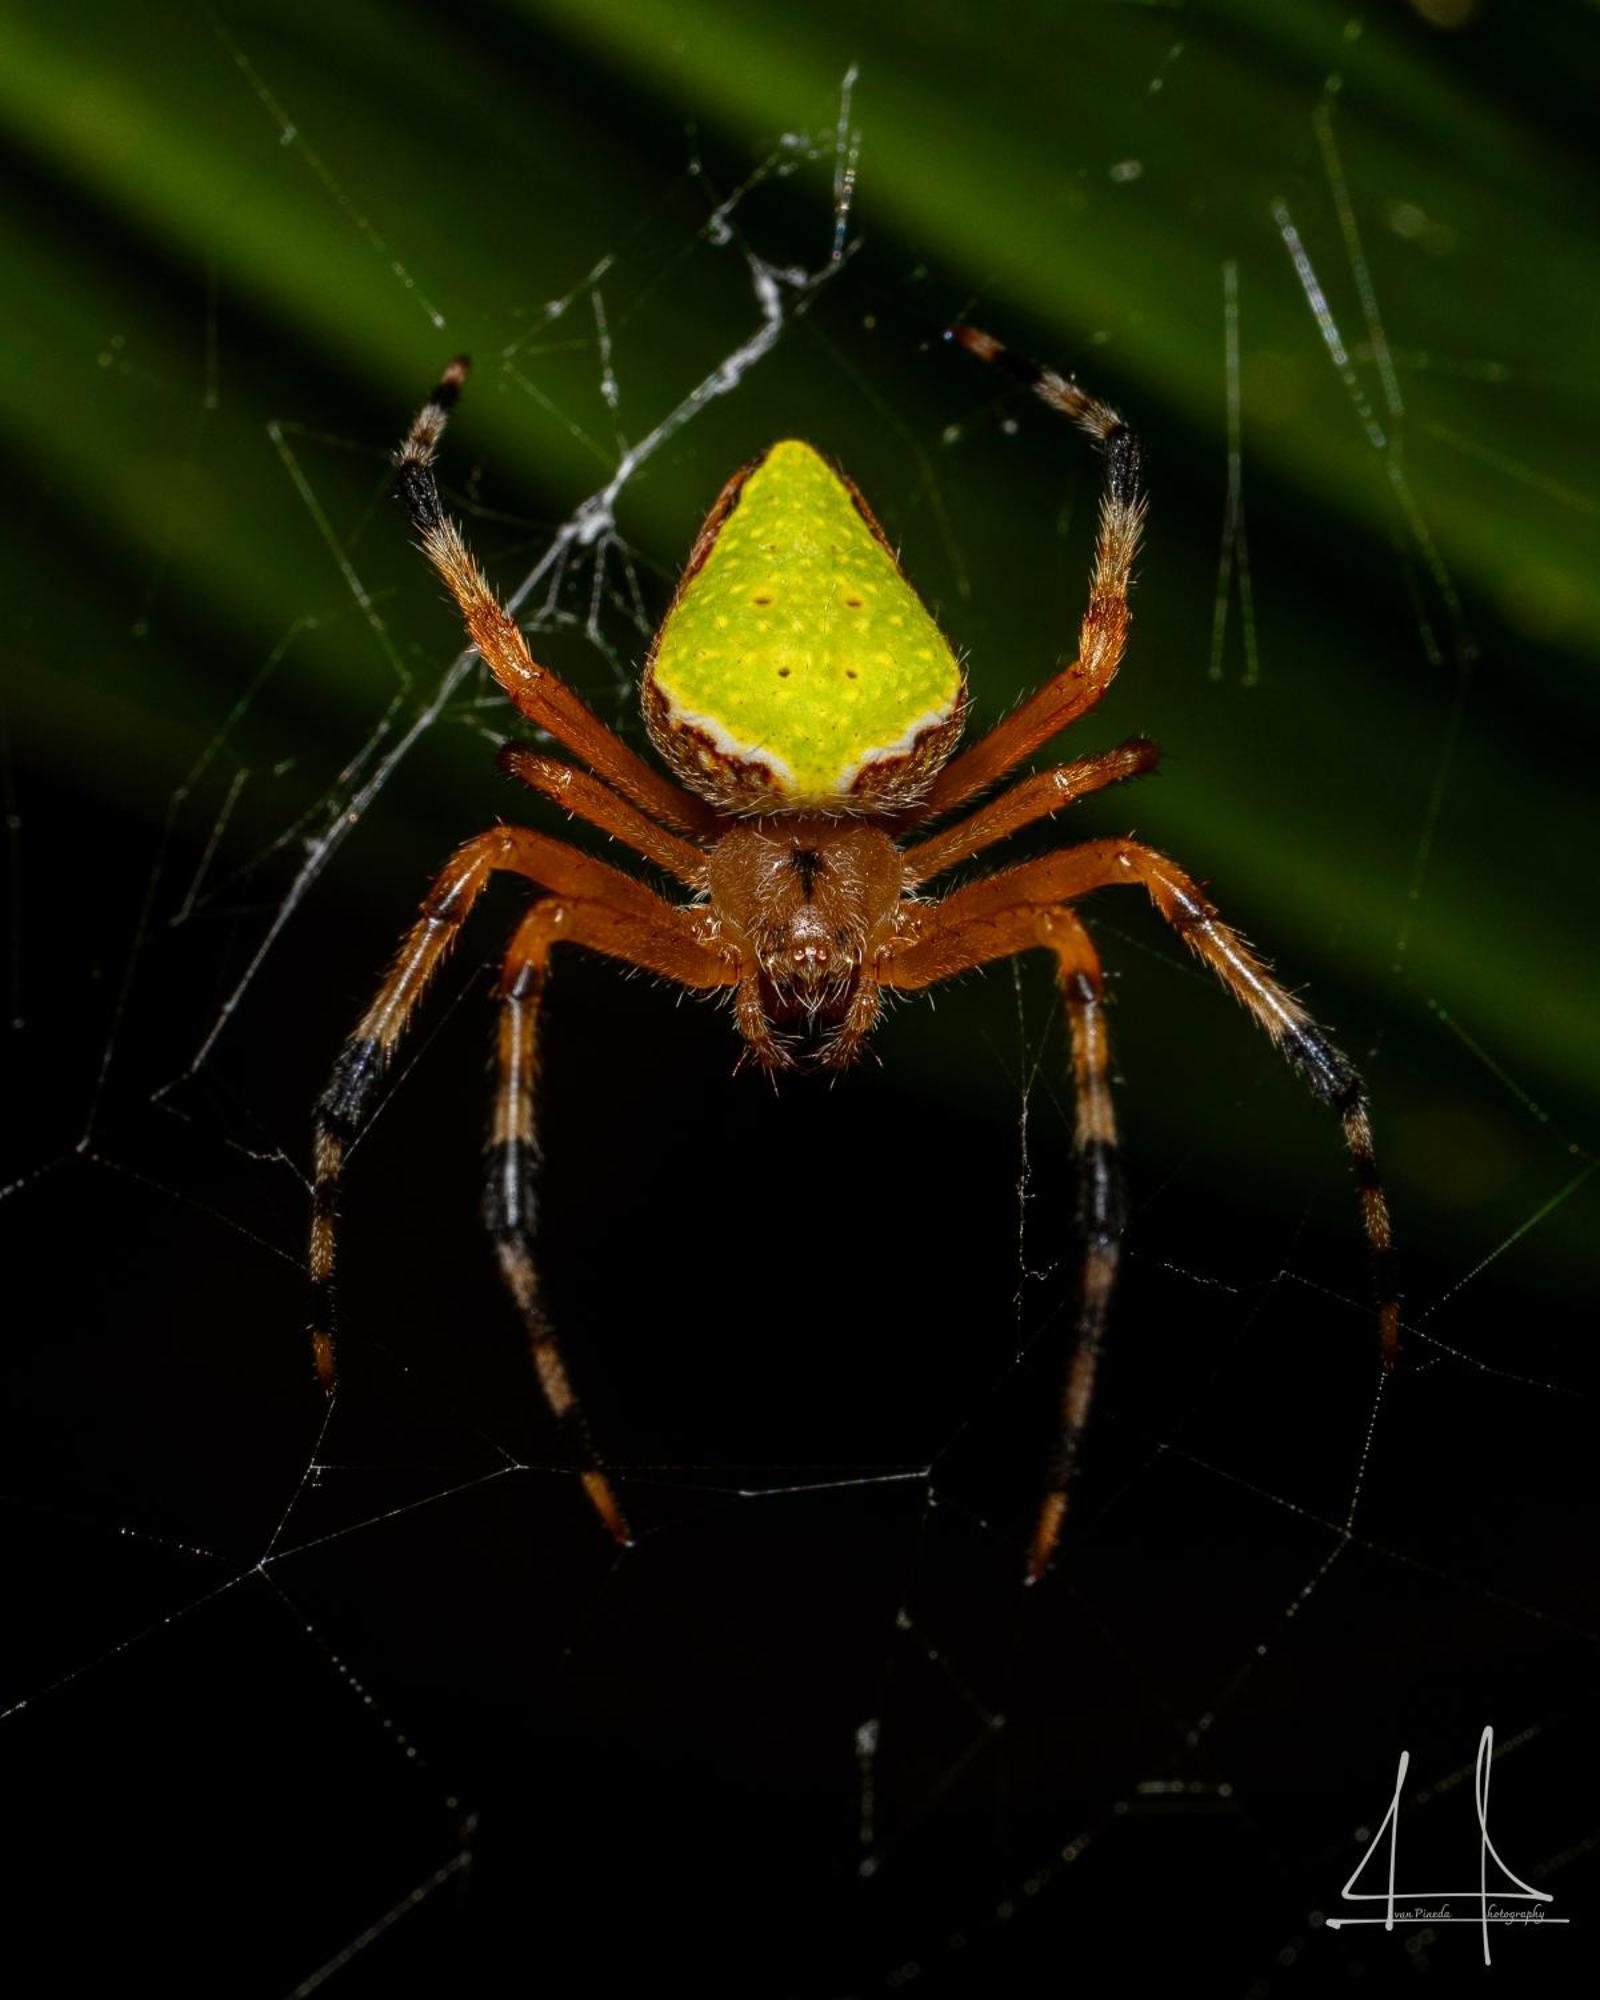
[643,441,967,814]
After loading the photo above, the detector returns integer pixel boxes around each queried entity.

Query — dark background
[1,2,1596,1993]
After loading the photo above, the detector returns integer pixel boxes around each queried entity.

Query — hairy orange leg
[911,326,1146,821]
[308,826,728,1392]
[489,896,735,1546]
[501,747,709,889]
[885,901,1120,1581]
[891,838,1397,1362]
[900,737,1158,888]
[884,841,1397,1577]
[395,361,719,838]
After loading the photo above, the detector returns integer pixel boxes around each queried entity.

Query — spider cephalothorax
[308,329,1398,1582]
[703,817,903,1060]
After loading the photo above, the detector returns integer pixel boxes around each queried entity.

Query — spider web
[2,11,1597,1996]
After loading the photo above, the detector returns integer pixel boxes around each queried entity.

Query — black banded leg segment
[394,354,469,531]
[1029,908,1124,1584]
[482,890,730,1541]
[889,839,1400,1376]
[881,844,1397,1580]
[309,837,504,1392]
[1121,847,1400,1368]
[1279,1034,1398,1368]
[491,902,630,1543]
[308,822,691,1396]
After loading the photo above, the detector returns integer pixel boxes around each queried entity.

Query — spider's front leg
[394,358,718,839]
[909,325,1147,822]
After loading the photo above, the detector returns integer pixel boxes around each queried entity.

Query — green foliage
[2,0,1594,1286]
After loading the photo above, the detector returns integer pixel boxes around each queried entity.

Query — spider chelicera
[308,326,1397,1583]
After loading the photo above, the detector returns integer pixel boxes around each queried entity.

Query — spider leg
[889,838,1397,1364]
[395,360,719,839]
[908,326,1146,822]
[900,737,1158,888]
[489,896,734,1546]
[883,900,1122,1582]
[884,841,1397,1579]
[309,827,729,1393]
[501,747,708,888]
[1035,910,1121,1582]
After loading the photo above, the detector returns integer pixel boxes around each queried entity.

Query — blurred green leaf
[1,0,1594,1290]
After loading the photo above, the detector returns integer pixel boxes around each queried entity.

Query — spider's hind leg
[912,326,1147,820]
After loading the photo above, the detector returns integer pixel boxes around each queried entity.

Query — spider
[308,326,1397,1583]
